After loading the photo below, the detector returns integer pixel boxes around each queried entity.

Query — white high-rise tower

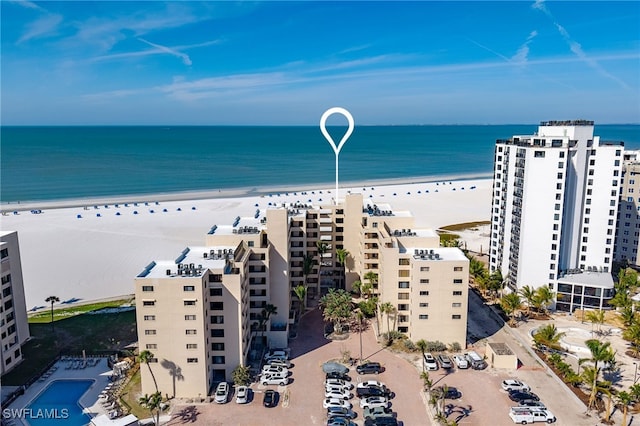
[489,120,623,312]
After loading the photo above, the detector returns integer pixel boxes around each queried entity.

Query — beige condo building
[615,150,640,267]
[0,231,30,375]
[135,193,468,397]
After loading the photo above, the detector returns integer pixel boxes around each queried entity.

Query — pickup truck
[508,407,556,424]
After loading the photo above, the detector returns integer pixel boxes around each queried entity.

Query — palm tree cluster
[467,256,505,301]
[613,269,640,358]
[518,285,555,317]
[319,288,353,334]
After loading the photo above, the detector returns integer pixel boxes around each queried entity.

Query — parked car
[325,388,352,400]
[323,398,353,409]
[260,370,288,380]
[363,406,393,419]
[268,359,292,369]
[263,389,278,407]
[264,349,289,361]
[356,362,382,375]
[214,382,229,404]
[432,386,462,399]
[502,379,531,392]
[466,351,487,370]
[235,385,249,404]
[326,379,354,390]
[262,365,288,375]
[509,407,556,424]
[357,380,386,389]
[356,386,390,398]
[260,375,289,386]
[423,353,438,371]
[359,396,390,409]
[508,391,540,403]
[453,354,468,369]
[326,372,352,382]
[364,417,398,426]
[517,399,546,408]
[437,354,453,369]
[327,406,357,419]
[327,417,357,426]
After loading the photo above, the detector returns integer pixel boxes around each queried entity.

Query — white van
[508,407,556,424]
[466,351,487,370]
[423,353,438,371]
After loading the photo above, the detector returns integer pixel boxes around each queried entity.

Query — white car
[502,379,531,392]
[357,380,386,390]
[325,388,352,400]
[235,385,249,404]
[264,349,289,361]
[359,396,389,409]
[424,353,438,371]
[261,375,289,386]
[262,365,288,375]
[323,398,353,409]
[453,354,468,369]
[214,382,229,404]
[326,379,354,390]
[268,359,292,369]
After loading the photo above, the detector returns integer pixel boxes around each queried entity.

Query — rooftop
[138,246,236,279]
[557,270,614,288]
[487,342,514,356]
[405,247,468,261]
[539,120,594,126]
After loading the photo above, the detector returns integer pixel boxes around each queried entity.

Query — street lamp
[634,362,638,384]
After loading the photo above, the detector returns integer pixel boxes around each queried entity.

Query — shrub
[403,339,416,352]
[425,341,447,352]
[448,342,462,352]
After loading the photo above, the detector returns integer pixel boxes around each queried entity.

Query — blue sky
[1,1,639,125]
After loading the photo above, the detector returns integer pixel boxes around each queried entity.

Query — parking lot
[165,289,597,425]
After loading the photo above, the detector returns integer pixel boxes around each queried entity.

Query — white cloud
[17,14,63,44]
[511,30,538,64]
[90,39,221,64]
[9,0,46,12]
[138,38,192,66]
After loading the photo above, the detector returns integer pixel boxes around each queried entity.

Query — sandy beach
[1,178,492,311]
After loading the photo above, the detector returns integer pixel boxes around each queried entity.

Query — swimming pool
[25,379,94,426]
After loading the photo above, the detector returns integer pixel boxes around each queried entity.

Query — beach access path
[0,178,492,310]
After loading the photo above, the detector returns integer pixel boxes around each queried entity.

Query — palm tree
[580,366,600,410]
[583,339,616,410]
[500,293,522,326]
[45,296,60,331]
[532,324,565,350]
[292,284,307,318]
[630,383,640,404]
[336,248,350,289]
[379,302,394,337]
[518,286,536,315]
[355,310,365,361]
[364,271,378,295]
[416,339,428,372]
[316,241,330,287]
[139,350,159,392]
[468,258,486,280]
[420,371,433,393]
[302,253,315,286]
[139,391,162,426]
[585,309,605,336]
[360,281,373,299]
[533,286,555,314]
[617,390,633,426]
[351,280,362,296]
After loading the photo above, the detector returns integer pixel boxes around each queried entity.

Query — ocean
[1,125,639,203]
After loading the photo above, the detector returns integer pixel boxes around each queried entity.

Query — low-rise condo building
[135,193,468,397]
[0,231,30,375]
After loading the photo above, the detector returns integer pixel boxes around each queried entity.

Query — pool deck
[5,357,115,426]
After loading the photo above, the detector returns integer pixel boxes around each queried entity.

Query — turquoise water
[25,380,93,426]
[1,125,638,202]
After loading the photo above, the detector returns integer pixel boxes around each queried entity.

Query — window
[184,300,196,306]
[212,342,225,351]
[398,293,410,300]
[558,162,564,168]
[210,302,224,310]
[398,315,409,323]
[186,344,198,349]
[145,344,157,349]
[0,249,8,259]
[212,356,226,364]
[452,315,462,319]
[419,315,429,320]
[211,329,224,337]
[420,279,430,284]
[185,315,196,321]
[187,358,198,363]
[420,267,430,272]
[398,270,410,277]
[143,315,155,321]
[142,300,155,307]
[453,291,463,296]
[419,291,429,296]
[1,274,11,285]
[210,288,223,297]
[453,279,463,284]
[419,303,429,307]
[186,329,197,335]
[454,267,463,271]
[142,286,154,292]
[452,303,462,307]
[183,285,195,292]
[398,282,410,289]
[534,151,545,158]
[397,304,409,311]
[145,330,156,335]
[398,259,410,266]
[210,314,225,324]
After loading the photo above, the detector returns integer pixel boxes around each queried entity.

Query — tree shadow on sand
[171,405,200,424]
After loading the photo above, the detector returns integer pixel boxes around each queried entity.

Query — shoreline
[0,172,492,211]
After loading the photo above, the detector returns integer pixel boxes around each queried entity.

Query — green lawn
[2,304,138,386]
[29,298,135,323]
[439,221,491,232]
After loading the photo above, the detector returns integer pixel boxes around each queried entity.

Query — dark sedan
[432,386,462,399]
[356,362,382,375]
[263,389,278,407]
[508,390,540,403]
[326,372,352,382]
